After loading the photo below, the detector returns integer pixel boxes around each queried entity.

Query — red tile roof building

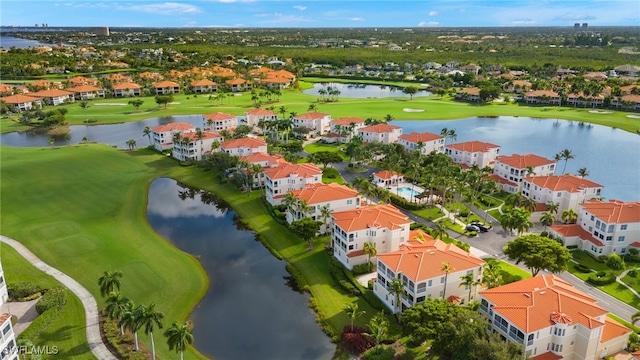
[264,163,323,206]
[358,123,403,144]
[522,175,603,217]
[30,89,74,105]
[292,112,332,135]
[398,131,445,154]
[151,122,196,151]
[153,81,180,95]
[112,82,142,97]
[203,112,238,132]
[172,130,223,162]
[550,199,640,257]
[373,170,404,187]
[190,79,217,94]
[65,85,106,100]
[244,108,278,129]
[286,183,362,232]
[0,94,42,112]
[445,140,501,168]
[479,275,630,360]
[332,204,412,269]
[220,137,267,157]
[493,154,557,193]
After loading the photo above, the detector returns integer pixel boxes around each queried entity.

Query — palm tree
[388,278,406,314]
[540,211,556,231]
[481,259,503,289]
[363,242,377,272]
[577,167,589,178]
[137,303,164,360]
[49,137,55,148]
[98,270,123,298]
[562,208,578,224]
[365,311,388,347]
[104,292,131,335]
[307,103,318,112]
[283,192,298,216]
[384,114,394,123]
[545,201,559,214]
[556,148,575,174]
[143,126,152,145]
[119,302,142,351]
[521,198,537,213]
[432,221,448,241]
[440,262,453,300]
[459,273,477,304]
[525,165,536,177]
[165,321,194,360]
[343,302,365,332]
[295,199,312,220]
[79,100,90,122]
[319,205,331,235]
[440,127,457,146]
[504,193,524,208]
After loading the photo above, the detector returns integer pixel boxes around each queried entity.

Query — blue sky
[1,0,638,28]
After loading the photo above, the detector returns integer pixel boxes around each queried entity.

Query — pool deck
[386,182,428,203]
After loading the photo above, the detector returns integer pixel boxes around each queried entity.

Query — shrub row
[102,316,146,360]
[329,259,360,296]
[7,281,41,300]
[35,286,67,314]
[624,255,640,263]
[574,264,592,273]
[352,263,372,276]
[309,297,339,341]
[285,263,310,293]
[587,272,617,286]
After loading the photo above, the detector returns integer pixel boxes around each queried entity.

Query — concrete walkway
[616,268,640,299]
[1,236,117,360]
[0,298,39,337]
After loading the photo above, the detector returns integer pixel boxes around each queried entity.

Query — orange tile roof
[360,123,402,133]
[496,153,555,169]
[458,87,481,95]
[332,117,365,126]
[0,84,14,93]
[67,76,97,85]
[31,89,73,97]
[581,199,640,224]
[374,170,403,180]
[550,224,604,246]
[152,122,194,133]
[526,90,560,98]
[446,140,500,153]
[191,79,216,86]
[240,152,288,167]
[621,94,640,103]
[525,174,603,193]
[203,112,236,121]
[0,313,10,326]
[31,79,51,87]
[487,173,518,187]
[180,130,222,142]
[66,85,104,93]
[512,80,532,87]
[398,131,442,143]
[378,229,483,283]
[225,78,246,85]
[139,72,163,79]
[153,81,180,88]
[221,137,267,149]
[263,162,323,180]
[1,94,41,104]
[601,317,631,342]
[481,275,608,333]
[112,82,141,90]
[532,352,563,360]
[291,183,359,205]
[263,76,292,84]
[245,108,277,116]
[331,204,410,232]
[295,112,330,120]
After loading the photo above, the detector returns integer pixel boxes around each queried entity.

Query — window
[608,225,615,233]
[606,236,613,241]
[618,236,626,242]
[440,276,445,284]
[428,279,432,287]
[556,192,561,197]
[590,215,594,221]
[2,324,10,335]
[417,283,426,293]
[596,220,601,228]
[621,224,628,230]
[527,334,534,346]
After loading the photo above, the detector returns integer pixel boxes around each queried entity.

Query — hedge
[17,307,59,343]
[574,264,592,273]
[587,272,617,286]
[624,254,640,263]
[7,282,41,300]
[35,286,67,314]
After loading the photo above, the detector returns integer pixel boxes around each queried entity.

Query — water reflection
[146,178,334,360]
[303,82,431,98]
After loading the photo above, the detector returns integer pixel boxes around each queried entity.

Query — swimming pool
[397,186,422,199]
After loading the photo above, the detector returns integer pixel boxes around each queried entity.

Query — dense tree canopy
[503,234,571,276]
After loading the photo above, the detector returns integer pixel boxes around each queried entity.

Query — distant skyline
[1,0,638,28]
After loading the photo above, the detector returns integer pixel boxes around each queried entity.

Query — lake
[146,178,334,360]
[0,35,51,49]
[303,82,431,98]
[2,115,637,202]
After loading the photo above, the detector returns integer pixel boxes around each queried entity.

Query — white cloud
[418,21,439,27]
[348,17,365,22]
[118,2,202,15]
[428,11,438,16]
[511,18,537,25]
[553,13,596,21]
[293,5,307,11]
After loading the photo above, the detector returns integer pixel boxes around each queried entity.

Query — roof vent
[540,291,546,295]
[524,293,531,298]
[414,254,420,258]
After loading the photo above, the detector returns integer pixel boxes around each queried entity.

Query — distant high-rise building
[574,23,580,29]
[92,27,110,36]
[582,23,588,29]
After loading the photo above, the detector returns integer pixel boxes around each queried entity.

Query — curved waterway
[146,178,334,360]
[303,82,431,98]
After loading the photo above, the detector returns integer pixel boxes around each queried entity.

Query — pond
[1,115,638,201]
[146,178,334,360]
[303,82,431,98]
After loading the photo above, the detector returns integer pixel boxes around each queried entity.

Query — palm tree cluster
[317,85,341,102]
[554,148,575,174]
[98,270,193,360]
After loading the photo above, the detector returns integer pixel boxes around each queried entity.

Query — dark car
[465,225,480,232]
[470,221,490,232]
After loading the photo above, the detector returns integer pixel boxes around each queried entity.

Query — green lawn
[496,260,533,283]
[1,244,92,359]
[0,145,209,360]
[411,207,444,220]
[304,142,350,161]
[323,167,345,184]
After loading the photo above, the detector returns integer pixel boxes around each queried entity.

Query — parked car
[471,221,491,232]
[465,225,480,232]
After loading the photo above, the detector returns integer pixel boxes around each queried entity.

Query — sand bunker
[94,103,127,106]
[168,102,181,105]
[403,108,425,112]
[626,114,640,119]
[589,110,613,114]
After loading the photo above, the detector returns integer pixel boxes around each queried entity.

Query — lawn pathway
[0,235,117,360]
